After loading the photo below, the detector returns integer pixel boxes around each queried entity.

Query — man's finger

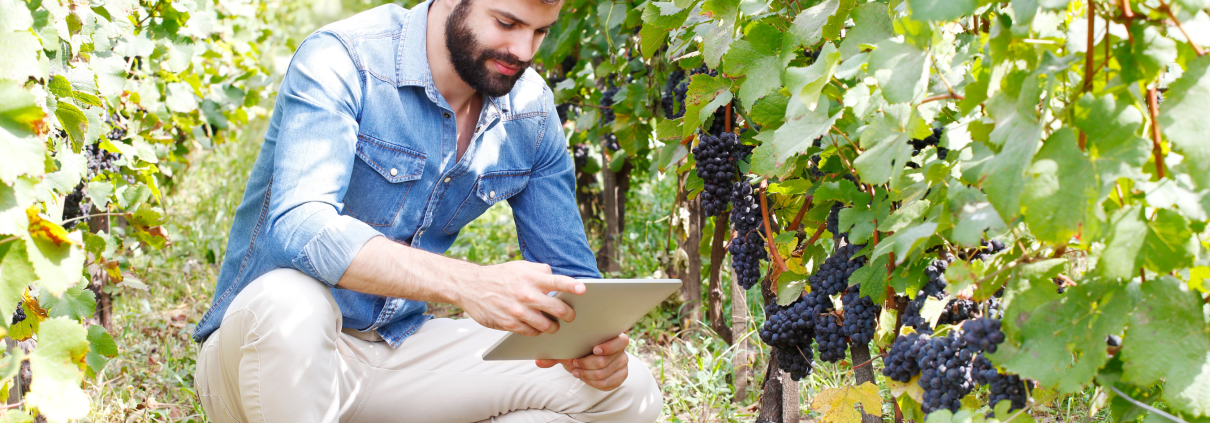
[520,309,560,334]
[585,365,628,391]
[577,354,628,380]
[591,333,628,356]
[536,274,585,296]
[530,293,576,323]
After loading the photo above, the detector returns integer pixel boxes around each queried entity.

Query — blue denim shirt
[192,1,600,347]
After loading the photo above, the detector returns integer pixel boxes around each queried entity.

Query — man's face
[445,0,560,97]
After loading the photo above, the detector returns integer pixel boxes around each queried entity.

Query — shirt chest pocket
[342,135,426,227]
[443,170,530,234]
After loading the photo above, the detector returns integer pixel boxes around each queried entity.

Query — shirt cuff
[291,215,382,287]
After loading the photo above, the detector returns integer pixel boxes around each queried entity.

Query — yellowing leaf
[1186,266,1208,294]
[811,382,884,422]
[25,208,71,247]
[888,374,924,402]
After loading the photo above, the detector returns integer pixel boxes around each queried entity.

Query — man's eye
[537,28,549,35]
[496,19,515,29]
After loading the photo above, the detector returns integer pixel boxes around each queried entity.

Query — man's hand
[455,261,584,336]
[536,334,630,391]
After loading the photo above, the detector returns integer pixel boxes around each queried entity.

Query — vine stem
[0,402,24,411]
[929,53,958,98]
[1146,85,1167,179]
[0,236,17,246]
[1119,0,1135,19]
[848,352,888,374]
[786,195,813,232]
[1159,1,1206,56]
[919,92,965,105]
[1080,0,1097,150]
[758,182,789,274]
[1108,386,1189,423]
[61,212,127,225]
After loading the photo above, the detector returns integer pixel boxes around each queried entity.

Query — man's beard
[445,1,530,97]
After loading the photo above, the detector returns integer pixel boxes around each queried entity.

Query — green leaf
[1121,276,1210,417]
[868,39,928,104]
[777,271,808,306]
[26,317,91,422]
[749,136,794,178]
[838,2,894,59]
[86,324,116,374]
[48,75,73,99]
[771,104,840,167]
[1020,128,1094,244]
[1138,209,1197,274]
[992,278,1132,393]
[748,90,789,130]
[40,283,95,320]
[0,81,44,136]
[908,0,978,21]
[723,23,791,110]
[23,233,86,297]
[0,127,45,185]
[872,222,937,264]
[822,0,857,42]
[55,102,88,151]
[1097,206,1147,281]
[1159,55,1210,191]
[84,180,113,209]
[854,255,889,305]
[597,1,627,31]
[683,74,732,137]
[1115,25,1177,84]
[790,0,840,47]
[0,30,43,82]
[853,104,919,188]
[785,42,841,112]
[699,18,736,69]
[0,238,34,325]
[1173,0,1210,12]
[979,85,1044,222]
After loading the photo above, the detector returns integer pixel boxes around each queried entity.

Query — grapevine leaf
[39,283,95,320]
[810,382,884,423]
[1140,179,1208,221]
[979,92,1043,221]
[1020,128,1094,244]
[1190,266,1210,294]
[790,0,839,46]
[26,208,71,247]
[27,317,91,422]
[992,278,1132,394]
[84,180,114,209]
[951,202,1006,248]
[785,44,840,114]
[0,128,44,185]
[877,199,930,233]
[639,24,667,60]
[854,255,889,304]
[897,395,928,422]
[871,40,924,105]
[853,103,920,188]
[596,1,627,31]
[55,102,88,151]
[1096,206,1147,281]
[872,222,937,265]
[748,91,789,130]
[838,2,894,59]
[86,324,116,374]
[22,231,85,297]
[0,0,33,32]
[908,0,978,21]
[0,30,43,82]
[822,0,857,41]
[777,271,808,306]
[1121,276,1210,417]
[749,137,794,178]
[682,74,732,137]
[0,80,45,136]
[165,82,199,113]
[1173,0,1210,11]
[39,147,87,196]
[1115,25,1177,84]
[723,23,791,110]
[1072,94,1150,200]
[0,238,34,324]
[889,374,925,402]
[1158,55,1210,190]
[699,18,735,69]
[919,295,948,328]
[837,191,887,244]
[771,104,840,166]
[1138,209,1197,274]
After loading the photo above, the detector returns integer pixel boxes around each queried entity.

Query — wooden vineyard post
[707,215,732,344]
[681,195,703,329]
[730,269,751,402]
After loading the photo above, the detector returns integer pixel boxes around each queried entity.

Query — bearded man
[190,0,663,421]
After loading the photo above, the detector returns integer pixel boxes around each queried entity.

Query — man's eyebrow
[490,8,556,31]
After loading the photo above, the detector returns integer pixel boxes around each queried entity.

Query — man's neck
[427,0,481,116]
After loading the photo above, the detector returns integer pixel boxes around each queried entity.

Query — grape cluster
[841,284,879,345]
[902,296,933,333]
[814,309,848,362]
[986,372,1028,413]
[961,318,1005,354]
[958,239,1007,261]
[556,103,573,124]
[11,301,25,326]
[600,86,619,126]
[572,144,590,170]
[777,346,815,381]
[693,133,740,217]
[922,259,951,298]
[729,232,767,290]
[602,133,620,151]
[808,242,866,297]
[729,181,762,235]
[662,69,687,119]
[882,332,927,382]
[937,298,977,326]
[86,143,122,178]
[760,296,818,348]
[909,127,948,160]
[826,202,845,240]
[62,183,87,228]
[809,155,825,180]
[917,334,977,413]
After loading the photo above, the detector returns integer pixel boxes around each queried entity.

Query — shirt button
[443,112,450,119]
[475,126,482,133]
[489,190,496,199]
[390,168,398,176]
[444,177,451,183]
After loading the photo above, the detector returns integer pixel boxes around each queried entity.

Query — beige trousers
[194,269,663,423]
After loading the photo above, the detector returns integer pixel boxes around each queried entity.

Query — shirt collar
[396,0,512,114]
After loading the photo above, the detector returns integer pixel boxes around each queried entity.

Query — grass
[82,117,1119,423]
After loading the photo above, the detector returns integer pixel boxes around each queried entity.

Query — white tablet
[481,279,682,361]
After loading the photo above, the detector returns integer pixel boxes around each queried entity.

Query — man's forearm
[336,236,477,306]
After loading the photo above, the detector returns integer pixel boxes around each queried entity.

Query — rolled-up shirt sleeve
[507,87,602,279]
[262,30,382,287]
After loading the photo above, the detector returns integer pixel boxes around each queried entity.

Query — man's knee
[223,268,341,337]
[611,354,663,422]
